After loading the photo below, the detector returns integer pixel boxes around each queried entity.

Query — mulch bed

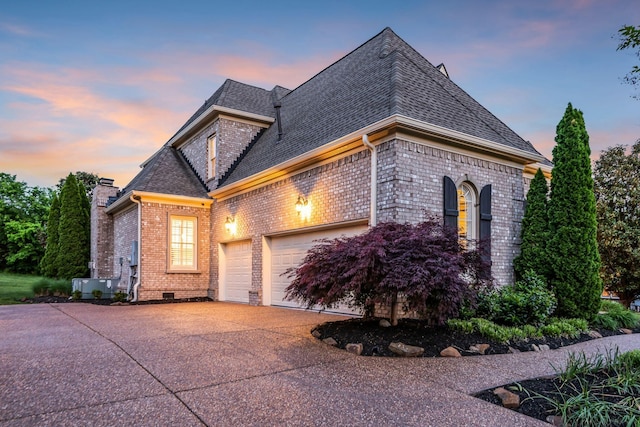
[314,317,639,424]
[21,296,212,305]
[313,317,636,358]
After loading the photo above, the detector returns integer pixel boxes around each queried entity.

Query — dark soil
[22,296,212,305]
[474,370,639,425]
[315,317,640,425]
[313,317,633,358]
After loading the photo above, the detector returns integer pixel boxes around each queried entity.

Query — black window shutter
[479,184,492,262]
[443,176,458,231]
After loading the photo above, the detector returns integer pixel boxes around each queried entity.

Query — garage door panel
[222,240,252,303]
[271,225,367,314]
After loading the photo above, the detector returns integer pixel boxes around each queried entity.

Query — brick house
[91,28,549,310]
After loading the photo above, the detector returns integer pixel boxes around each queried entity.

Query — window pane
[169,216,196,269]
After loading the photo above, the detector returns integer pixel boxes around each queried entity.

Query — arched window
[457,182,476,242]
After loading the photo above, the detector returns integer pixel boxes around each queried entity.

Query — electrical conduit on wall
[129,194,142,302]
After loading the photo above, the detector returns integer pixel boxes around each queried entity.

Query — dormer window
[208,134,217,179]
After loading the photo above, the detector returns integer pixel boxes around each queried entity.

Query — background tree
[617,25,640,97]
[514,168,550,281]
[547,103,602,319]
[58,172,99,200]
[40,194,60,277]
[285,220,492,326]
[0,173,52,274]
[56,174,90,279]
[593,140,640,307]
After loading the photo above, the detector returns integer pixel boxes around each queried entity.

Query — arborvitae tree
[56,174,90,280]
[40,193,60,277]
[514,168,550,281]
[78,179,91,253]
[547,104,602,319]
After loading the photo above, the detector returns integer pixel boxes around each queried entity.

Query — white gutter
[362,134,377,226]
[210,114,546,200]
[129,194,142,302]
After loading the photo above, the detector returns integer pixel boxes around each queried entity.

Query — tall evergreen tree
[593,140,640,307]
[514,168,549,280]
[547,104,602,319]
[40,193,60,277]
[56,174,90,280]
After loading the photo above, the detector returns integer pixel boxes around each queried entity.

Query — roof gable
[121,146,208,198]
[220,28,541,186]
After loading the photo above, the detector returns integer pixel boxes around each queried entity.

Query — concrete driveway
[1,302,639,426]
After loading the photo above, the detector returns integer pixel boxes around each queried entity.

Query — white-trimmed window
[169,215,197,271]
[457,182,477,242]
[208,134,217,179]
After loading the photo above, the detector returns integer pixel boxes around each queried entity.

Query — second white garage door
[270,225,367,314]
[220,240,252,303]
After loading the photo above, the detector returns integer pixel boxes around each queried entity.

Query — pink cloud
[0,45,342,187]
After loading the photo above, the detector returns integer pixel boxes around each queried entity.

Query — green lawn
[0,272,42,305]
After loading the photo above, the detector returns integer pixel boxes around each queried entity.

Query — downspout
[362,134,377,226]
[129,194,142,302]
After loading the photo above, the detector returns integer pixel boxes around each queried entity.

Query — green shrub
[593,301,640,330]
[32,279,50,297]
[447,319,475,334]
[91,289,103,299]
[615,349,640,370]
[476,272,557,326]
[48,279,71,297]
[113,291,127,302]
[31,278,71,297]
[71,290,82,300]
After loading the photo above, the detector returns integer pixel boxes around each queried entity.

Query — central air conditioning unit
[72,278,122,299]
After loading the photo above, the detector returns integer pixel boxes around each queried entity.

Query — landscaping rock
[620,328,633,334]
[546,415,564,426]
[379,319,391,328]
[531,344,549,352]
[440,346,462,358]
[311,329,322,338]
[588,330,603,339]
[345,343,363,356]
[322,337,338,346]
[493,387,520,409]
[508,347,521,354]
[389,342,424,357]
[469,344,490,355]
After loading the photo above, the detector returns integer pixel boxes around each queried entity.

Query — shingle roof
[169,79,283,141]
[120,146,208,198]
[220,27,542,186]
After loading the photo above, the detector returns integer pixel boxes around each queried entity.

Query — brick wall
[113,205,138,290]
[377,138,525,285]
[178,118,264,191]
[90,183,118,278]
[137,202,211,301]
[216,118,263,184]
[211,149,372,303]
[179,122,217,185]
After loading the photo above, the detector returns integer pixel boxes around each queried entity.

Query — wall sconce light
[295,196,311,220]
[224,216,237,235]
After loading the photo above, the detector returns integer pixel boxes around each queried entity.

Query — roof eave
[166,105,275,149]
[105,190,212,214]
[210,114,545,200]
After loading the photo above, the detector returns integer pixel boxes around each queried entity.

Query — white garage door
[270,225,367,314]
[220,240,252,303]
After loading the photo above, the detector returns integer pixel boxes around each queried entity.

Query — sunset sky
[1,0,638,188]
